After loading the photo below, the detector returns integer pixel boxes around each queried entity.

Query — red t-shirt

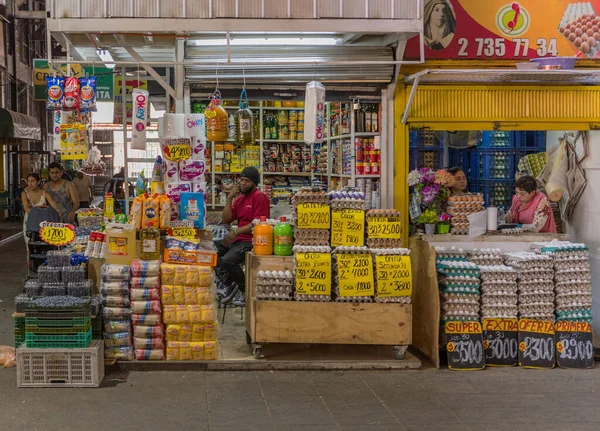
[231,188,271,243]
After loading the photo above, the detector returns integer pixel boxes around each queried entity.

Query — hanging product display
[304,81,326,145]
[131,88,149,151]
[46,75,65,110]
[234,89,255,145]
[63,76,81,111]
[205,90,228,142]
[59,122,88,160]
[79,76,97,112]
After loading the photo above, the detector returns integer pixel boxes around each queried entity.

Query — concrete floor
[2,238,600,430]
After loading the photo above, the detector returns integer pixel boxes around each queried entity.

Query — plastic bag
[81,145,106,176]
[135,349,165,360]
[130,276,160,289]
[0,346,16,368]
[130,259,161,278]
[131,300,162,314]
[130,288,160,301]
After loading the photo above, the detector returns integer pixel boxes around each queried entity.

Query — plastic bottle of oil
[205,91,228,141]
[235,89,255,145]
[140,224,161,260]
[253,216,273,255]
[105,223,137,265]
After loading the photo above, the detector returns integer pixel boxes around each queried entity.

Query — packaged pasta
[160,263,176,284]
[166,342,179,360]
[130,259,160,277]
[134,337,165,349]
[133,325,165,339]
[184,286,197,304]
[204,341,218,360]
[173,266,186,285]
[131,300,162,314]
[130,276,160,289]
[201,303,217,322]
[135,349,165,361]
[159,195,171,229]
[191,324,205,341]
[185,266,200,286]
[179,324,192,342]
[198,267,214,287]
[130,288,160,301]
[161,286,174,305]
[191,342,205,360]
[131,195,144,230]
[172,285,185,304]
[142,196,160,229]
[179,342,192,360]
[176,305,190,323]
[165,324,181,341]
[203,322,218,341]
[196,286,211,304]
[188,304,202,323]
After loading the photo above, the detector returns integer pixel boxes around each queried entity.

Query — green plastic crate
[14,336,25,350]
[92,315,103,340]
[26,320,91,334]
[25,328,92,348]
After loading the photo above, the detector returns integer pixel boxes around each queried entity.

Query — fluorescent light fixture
[190,37,340,46]
[97,49,115,69]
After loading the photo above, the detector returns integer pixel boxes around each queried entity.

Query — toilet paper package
[179,159,206,182]
[180,192,206,229]
[191,136,207,161]
[304,81,326,145]
[166,182,191,203]
[192,182,208,194]
[164,160,179,184]
[185,114,206,139]
[162,113,185,138]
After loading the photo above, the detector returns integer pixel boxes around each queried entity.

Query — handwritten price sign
[336,254,374,296]
[368,217,402,239]
[375,255,412,297]
[297,203,330,229]
[445,321,485,371]
[331,209,365,247]
[39,222,76,246]
[518,319,555,369]
[161,137,192,162]
[295,253,331,296]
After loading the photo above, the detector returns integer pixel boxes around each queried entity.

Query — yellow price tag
[331,209,365,247]
[169,227,196,239]
[368,217,402,239]
[39,222,76,246]
[336,254,374,296]
[297,203,330,229]
[162,138,192,162]
[295,253,331,295]
[375,255,412,297]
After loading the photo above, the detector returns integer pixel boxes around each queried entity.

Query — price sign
[555,321,594,369]
[518,319,555,369]
[336,254,374,297]
[482,318,518,367]
[295,253,332,296]
[168,227,196,239]
[445,321,485,371]
[375,255,412,297]
[39,222,76,246]
[297,203,330,229]
[331,209,365,247]
[368,217,402,240]
[161,137,192,162]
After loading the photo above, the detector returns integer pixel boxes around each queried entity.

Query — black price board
[445,321,485,371]
[482,318,519,367]
[518,319,555,369]
[555,321,594,369]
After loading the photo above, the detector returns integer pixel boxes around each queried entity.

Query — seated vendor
[504,175,557,233]
[448,167,468,195]
[215,166,270,307]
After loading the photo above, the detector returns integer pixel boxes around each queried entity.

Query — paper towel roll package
[486,207,498,231]
[179,160,206,182]
[185,114,206,138]
[303,81,326,145]
[163,114,185,138]
[166,182,191,203]
[192,182,208,194]
[190,136,207,161]
[164,160,180,184]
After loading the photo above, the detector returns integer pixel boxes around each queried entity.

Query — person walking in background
[424,0,456,50]
[73,171,93,208]
[43,162,79,223]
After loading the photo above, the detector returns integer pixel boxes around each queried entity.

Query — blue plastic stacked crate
[515,131,547,162]
[480,131,514,148]
[448,148,472,176]
[409,130,443,170]
[468,132,516,180]
[471,179,514,209]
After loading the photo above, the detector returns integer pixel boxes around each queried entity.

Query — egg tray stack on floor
[292,245,331,302]
[533,241,593,323]
[291,188,329,246]
[467,248,505,266]
[479,265,518,319]
[435,246,468,263]
[100,264,134,361]
[370,247,412,304]
[437,260,481,322]
[505,252,555,322]
[332,246,374,303]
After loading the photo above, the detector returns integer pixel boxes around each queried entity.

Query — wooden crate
[245,254,412,346]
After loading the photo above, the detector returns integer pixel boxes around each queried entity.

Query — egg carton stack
[100,264,134,361]
[292,188,329,246]
[533,241,593,323]
[505,252,555,321]
[292,245,332,302]
[479,265,518,319]
[332,246,373,303]
[446,194,484,235]
[370,247,411,304]
[558,5,599,59]
[467,248,505,266]
[256,269,294,301]
[366,209,402,248]
[437,261,481,322]
[435,246,468,263]
[328,190,366,210]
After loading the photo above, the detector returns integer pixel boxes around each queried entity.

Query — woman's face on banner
[432,3,447,27]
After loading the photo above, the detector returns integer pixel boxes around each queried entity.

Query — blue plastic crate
[410,130,443,148]
[515,131,546,150]
[472,179,515,208]
[468,149,515,180]
[480,131,514,148]
[409,149,442,170]
[448,148,472,176]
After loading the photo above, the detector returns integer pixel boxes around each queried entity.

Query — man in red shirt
[216,166,270,306]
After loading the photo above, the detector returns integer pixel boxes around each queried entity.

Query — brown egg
[593,25,599,32]
[594,32,600,40]
[571,25,577,32]
[569,33,577,41]
[559,26,566,33]
[587,22,594,30]
[586,28,594,36]
[576,28,583,36]
[581,41,591,53]
[589,37,597,47]
[582,33,589,41]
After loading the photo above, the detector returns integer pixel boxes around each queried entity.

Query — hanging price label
[297,203,330,229]
[368,217,402,239]
[375,255,412,297]
[295,253,331,296]
[39,222,76,246]
[161,137,192,162]
[336,254,374,296]
[331,209,365,247]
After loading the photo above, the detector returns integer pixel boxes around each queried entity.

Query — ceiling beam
[53,32,85,61]
[341,33,364,44]
[124,46,176,99]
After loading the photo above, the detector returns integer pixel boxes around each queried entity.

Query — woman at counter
[504,175,557,233]
[448,167,468,195]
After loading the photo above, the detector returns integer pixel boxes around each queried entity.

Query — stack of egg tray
[437,260,481,322]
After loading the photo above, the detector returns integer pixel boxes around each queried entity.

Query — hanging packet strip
[63,76,81,111]
[79,76,97,112]
[132,88,149,150]
[46,76,65,110]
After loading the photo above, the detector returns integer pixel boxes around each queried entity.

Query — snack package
[176,305,190,323]
[201,303,217,322]
[131,313,162,326]
[103,331,132,347]
[130,288,160,301]
[179,324,192,341]
[104,320,132,334]
[163,305,177,323]
[101,264,131,281]
[188,304,202,323]
[133,325,165,339]
[203,322,218,341]
[63,76,81,111]
[135,349,165,360]
[165,324,181,341]
[172,285,185,304]
[184,286,197,304]
[190,342,205,360]
[198,267,214,287]
[185,266,200,286]
[130,259,160,278]
[204,341,218,360]
[142,196,160,228]
[131,300,162,314]
[131,195,145,230]
[46,76,65,110]
[79,76,97,112]
[105,346,135,361]
[166,342,179,360]
[130,276,160,289]
[191,324,205,341]
[160,263,176,284]
[159,195,172,229]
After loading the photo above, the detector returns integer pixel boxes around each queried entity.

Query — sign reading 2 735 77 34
[405,0,600,60]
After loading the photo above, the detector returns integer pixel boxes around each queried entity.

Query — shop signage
[368,216,402,240]
[295,252,332,296]
[555,321,594,369]
[161,138,192,162]
[39,222,76,246]
[445,321,485,370]
[114,77,148,125]
[482,318,518,366]
[336,254,374,297]
[331,209,365,247]
[405,0,600,60]
[84,67,114,101]
[518,319,555,368]
[33,59,83,101]
[296,203,330,229]
[375,255,412,297]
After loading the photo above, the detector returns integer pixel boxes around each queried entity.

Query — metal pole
[175,38,185,113]
[122,66,129,215]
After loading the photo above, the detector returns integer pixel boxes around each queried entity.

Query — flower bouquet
[407,168,455,210]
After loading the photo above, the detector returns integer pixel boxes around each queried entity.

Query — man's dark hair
[48,162,64,171]
[515,175,537,193]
